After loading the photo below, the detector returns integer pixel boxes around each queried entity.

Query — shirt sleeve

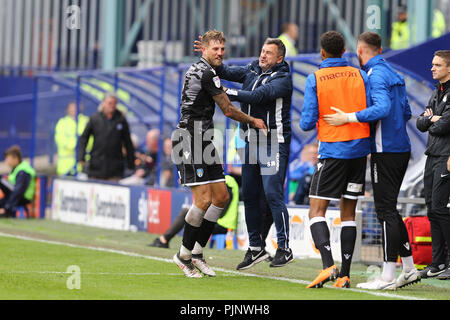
[232,75,292,105]
[300,74,319,131]
[355,70,390,123]
[201,69,224,97]
[428,104,450,136]
[416,92,436,133]
[216,64,249,83]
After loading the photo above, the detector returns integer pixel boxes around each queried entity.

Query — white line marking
[0,232,428,300]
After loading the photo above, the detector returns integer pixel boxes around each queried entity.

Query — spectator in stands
[122,133,141,179]
[432,9,446,39]
[120,129,159,185]
[54,102,91,176]
[390,6,446,50]
[150,175,239,249]
[289,143,318,205]
[278,22,299,57]
[0,146,36,218]
[159,137,175,187]
[77,92,135,182]
[324,32,419,290]
[390,6,409,50]
[416,50,450,280]
[136,129,159,185]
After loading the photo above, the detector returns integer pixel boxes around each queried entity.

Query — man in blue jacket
[217,38,294,269]
[324,32,420,290]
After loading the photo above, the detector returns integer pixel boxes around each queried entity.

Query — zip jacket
[416,80,450,157]
[217,60,293,144]
[358,55,412,153]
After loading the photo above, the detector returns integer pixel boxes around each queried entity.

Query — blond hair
[201,30,226,47]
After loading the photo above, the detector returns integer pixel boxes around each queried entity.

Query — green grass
[0,219,448,300]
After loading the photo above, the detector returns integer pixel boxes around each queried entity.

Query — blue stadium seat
[209,234,227,250]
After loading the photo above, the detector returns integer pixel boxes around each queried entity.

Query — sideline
[0,231,428,301]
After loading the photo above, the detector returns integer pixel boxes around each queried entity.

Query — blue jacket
[217,60,293,144]
[300,58,371,159]
[358,55,411,153]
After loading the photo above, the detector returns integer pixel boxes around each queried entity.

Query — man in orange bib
[300,31,371,289]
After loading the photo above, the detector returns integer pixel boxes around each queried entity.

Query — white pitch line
[0,232,428,300]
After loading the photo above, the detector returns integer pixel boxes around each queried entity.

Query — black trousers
[424,155,450,266]
[371,152,412,262]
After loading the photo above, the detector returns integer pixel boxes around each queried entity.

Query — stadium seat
[15,204,31,219]
[209,234,227,249]
[209,233,238,250]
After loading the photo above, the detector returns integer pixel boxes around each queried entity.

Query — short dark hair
[435,50,450,66]
[264,38,286,58]
[358,32,382,50]
[320,31,345,58]
[4,145,22,162]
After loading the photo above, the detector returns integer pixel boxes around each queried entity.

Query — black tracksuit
[416,79,450,267]
[78,110,135,179]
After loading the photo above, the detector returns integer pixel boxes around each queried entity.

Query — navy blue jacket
[1,171,31,214]
[217,60,293,144]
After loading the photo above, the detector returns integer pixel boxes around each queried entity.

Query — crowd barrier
[50,177,360,262]
[51,177,192,233]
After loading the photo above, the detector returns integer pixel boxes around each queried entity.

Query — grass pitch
[0,219,448,300]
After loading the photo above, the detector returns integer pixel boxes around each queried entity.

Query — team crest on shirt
[196,168,204,178]
[213,76,221,88]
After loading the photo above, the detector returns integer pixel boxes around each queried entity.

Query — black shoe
[419,264,447,278]
[437,267,450,280]
[270,247,294,268]
[148,237,169,248]
[236,248,269,270]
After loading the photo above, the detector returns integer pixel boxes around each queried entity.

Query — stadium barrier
[50,177,364,262]
[51,177,192,233]
[236,203,362,263]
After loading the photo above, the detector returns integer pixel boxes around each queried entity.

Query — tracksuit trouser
[242,142,290,249]
[424,155,450,266]
[371,152,412,262]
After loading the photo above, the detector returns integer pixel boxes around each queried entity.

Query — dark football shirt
[178,58,224,132]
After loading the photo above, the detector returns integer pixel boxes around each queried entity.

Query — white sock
[401,256,415,272]
[381,262,397,282]
[249,246,261,252]
[192,242,203,256]
[179,245,192,260]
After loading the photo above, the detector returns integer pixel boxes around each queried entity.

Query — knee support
[203,204,224,223]
[185,205,205,227]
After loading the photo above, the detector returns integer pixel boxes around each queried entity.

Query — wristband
[347,113,359,123]
[225,88,238,96]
